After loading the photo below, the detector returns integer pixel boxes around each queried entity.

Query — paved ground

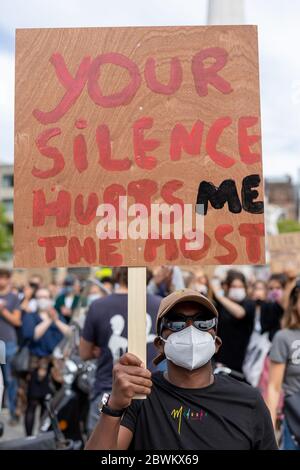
[0,408,25,443]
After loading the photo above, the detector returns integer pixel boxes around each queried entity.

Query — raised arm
[211,281,246,319]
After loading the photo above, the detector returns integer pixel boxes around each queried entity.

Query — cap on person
[153,288,218,365]
[64,275,76,286]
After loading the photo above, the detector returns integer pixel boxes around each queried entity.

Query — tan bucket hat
[153,288,218,365]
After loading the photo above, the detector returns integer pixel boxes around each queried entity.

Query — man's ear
[154,336,164,354]
[153,336,166,366]
[215,335,222,354]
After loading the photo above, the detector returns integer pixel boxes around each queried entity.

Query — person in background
[212,270,255,373]
[266,281,300,450]
[10,283,20,297]
[86,279,109,307]
[0,268,21,425]
[54,275,81,324]
[147,266,185,297]
[20,285,37,315]
[95,267,114,294]
[100,277,114,294]
[74,279,110,330]
[187,269,212,299]
[22,287,71,435]
[48,281,59,302]
[252,280,267,302]
[281,267,298,311]
[243,280,278,388]
[20,275,43,314]
[181,270,195,290]
[267,274,286,303]
[0,340,5,414]
[80,267,161,435]
[18,275,44,343]
[253,279,284,341]
[21,274,43,312]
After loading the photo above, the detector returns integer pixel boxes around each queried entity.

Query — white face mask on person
[37,298,53,311]
[228,287,246,302]
[87,294,101,306]
[194,284,208,296]
[160,325,216,370]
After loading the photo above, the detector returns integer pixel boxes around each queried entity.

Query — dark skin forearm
[85,353,150,450]
[85,414,121,450]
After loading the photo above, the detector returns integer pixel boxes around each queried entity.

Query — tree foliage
[0,204,12,260]
[277,219,300,233]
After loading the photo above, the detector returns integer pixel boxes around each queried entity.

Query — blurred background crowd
[0,263,300,450]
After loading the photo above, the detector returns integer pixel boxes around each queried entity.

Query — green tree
[277,219,300,233]
[0,204,12,260]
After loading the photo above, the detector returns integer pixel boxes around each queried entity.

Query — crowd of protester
[0,264,299,450]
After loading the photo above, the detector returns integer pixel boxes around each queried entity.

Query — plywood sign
[14,26,265,268]
[268,232,300,274]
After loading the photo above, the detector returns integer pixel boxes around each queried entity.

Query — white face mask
[37,298,53,311]
[195,284,208,296]
[228,287,246,302]
[87,293,101,306]
[160,325,216,371]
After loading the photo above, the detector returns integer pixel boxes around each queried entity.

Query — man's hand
[109,353,152,410]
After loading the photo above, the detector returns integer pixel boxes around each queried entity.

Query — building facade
[265,175,299,221]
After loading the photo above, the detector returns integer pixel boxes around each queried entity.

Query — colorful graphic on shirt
[171,405,208,435]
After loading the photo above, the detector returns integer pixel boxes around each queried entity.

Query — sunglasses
[160,313,217,334]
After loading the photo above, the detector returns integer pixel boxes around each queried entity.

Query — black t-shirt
[121,372,277,450]
[82,293,161,398]
[214,298,255,372]
[259,301,284,341]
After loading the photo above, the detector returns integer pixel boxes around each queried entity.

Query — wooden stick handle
[128,266,147,399]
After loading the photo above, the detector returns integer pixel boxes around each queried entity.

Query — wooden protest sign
[14,26,265,381]
[268,232,300,274]
[14,25,265,268]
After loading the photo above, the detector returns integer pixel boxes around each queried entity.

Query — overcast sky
[1,0,300,180]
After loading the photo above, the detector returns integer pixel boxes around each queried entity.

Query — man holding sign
[86,289,277,450]
[14,24,267,450]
